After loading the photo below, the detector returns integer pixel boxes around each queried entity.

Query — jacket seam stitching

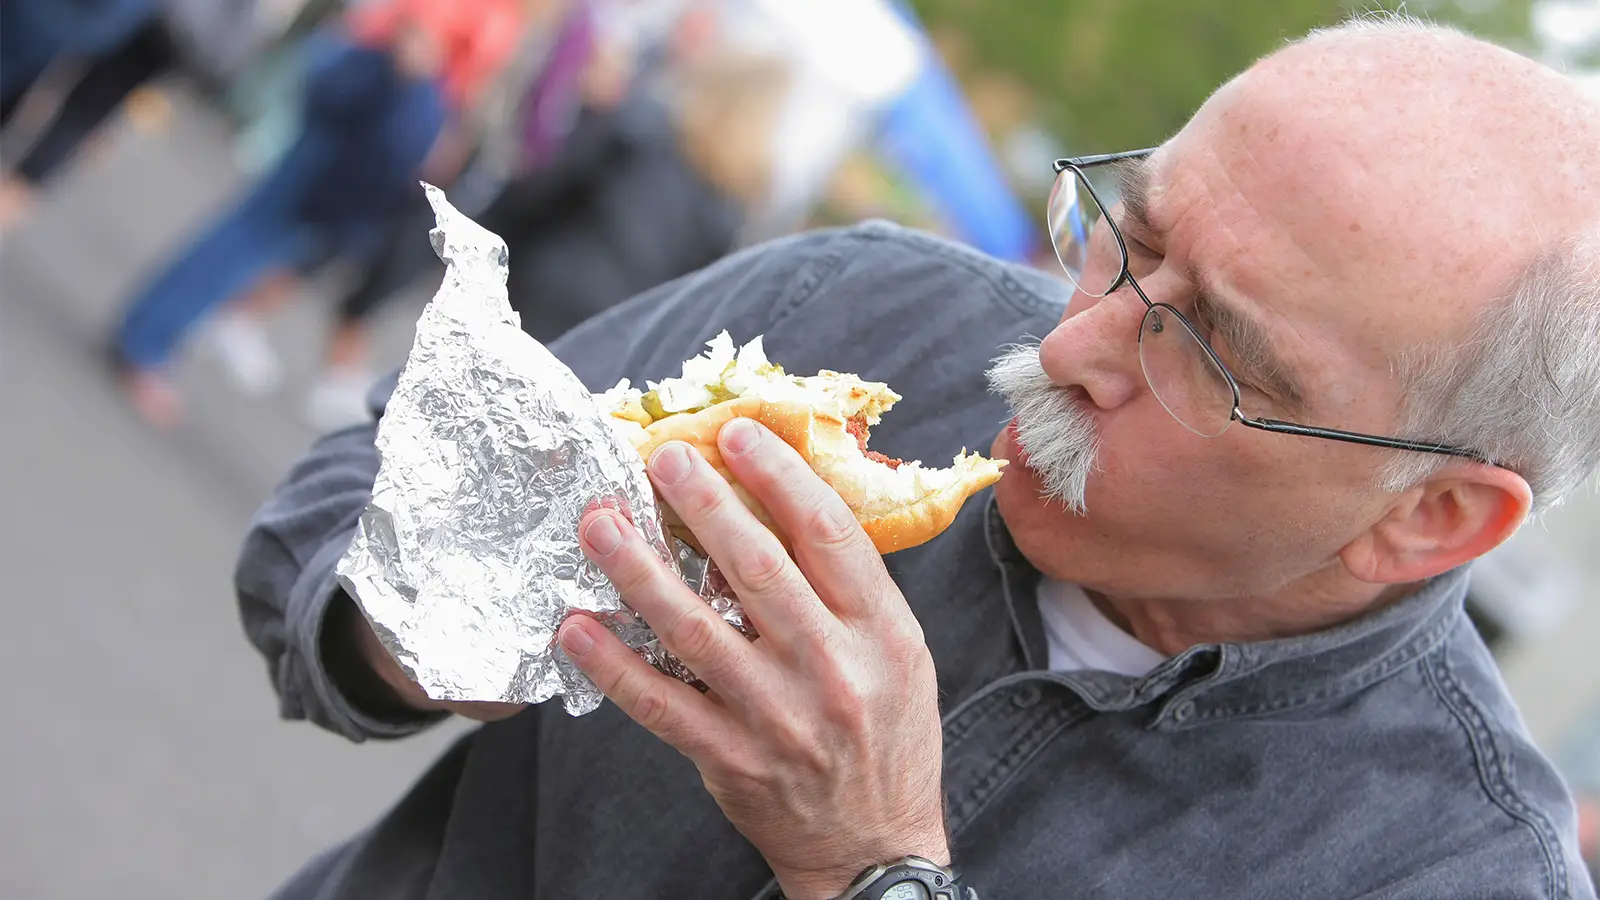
[1423,645,1568,898]
[940,670,1063,747]
[1195,605,1458,721]
[765,230,862,330]
[776,224,1059,330]
[943,687,1007,747]
[859,221,1059,317]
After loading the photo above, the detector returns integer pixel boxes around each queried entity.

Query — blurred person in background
[301,11,789,428]
[1584,793,1599,881]
[1559,706,1600,881]
[477,47,785,338]
[107,0,523,428]
[712,0,922,239]
[221,0,353,175]
[238,15,1600,898]
[211,0,600,428]
[0,0,174,234]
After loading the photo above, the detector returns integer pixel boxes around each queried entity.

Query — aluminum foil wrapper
[335,185,747,715]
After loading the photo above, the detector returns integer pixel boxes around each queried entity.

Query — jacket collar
[981,496,1469,727]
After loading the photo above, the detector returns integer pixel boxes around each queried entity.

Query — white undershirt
[1036,578,1168,677]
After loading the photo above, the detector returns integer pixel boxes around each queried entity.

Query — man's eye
[1125,236,1160,258]
[1220,360,1275,404]
[1205,342,1258,394]
[1124,237,1162,277]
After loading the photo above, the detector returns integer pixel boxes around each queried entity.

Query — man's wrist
[321,590,440,718]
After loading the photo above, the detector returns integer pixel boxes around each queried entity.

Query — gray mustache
[986,344,1100,514]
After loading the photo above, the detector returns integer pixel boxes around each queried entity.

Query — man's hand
[558,418,949,900]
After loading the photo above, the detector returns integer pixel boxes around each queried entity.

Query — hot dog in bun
[597,332,1005,554]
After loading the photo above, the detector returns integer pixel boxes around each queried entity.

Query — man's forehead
[1108,27,1600,419]
[1206,34,1595,229]
[1128,135,1383,412]
[1133,140,1477,423]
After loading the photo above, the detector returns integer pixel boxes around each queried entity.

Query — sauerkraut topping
[594,331,900,425]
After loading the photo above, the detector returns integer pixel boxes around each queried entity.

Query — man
[237,16,1600,899]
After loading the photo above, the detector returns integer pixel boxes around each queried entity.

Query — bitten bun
[596,333,1005,554]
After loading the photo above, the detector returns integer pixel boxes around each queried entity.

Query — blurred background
[1,0,1596,896]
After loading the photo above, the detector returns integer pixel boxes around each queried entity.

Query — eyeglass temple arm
[1236,414,1488,463]
[1053,148,1160,172]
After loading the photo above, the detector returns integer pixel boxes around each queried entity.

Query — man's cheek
[1088,434,1127,482]
[1092,423,1178,493]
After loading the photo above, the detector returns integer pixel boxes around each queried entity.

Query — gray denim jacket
[237,222,1594,899]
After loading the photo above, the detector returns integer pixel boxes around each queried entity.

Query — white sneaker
[204,314,283,396]
[305,369,376,431]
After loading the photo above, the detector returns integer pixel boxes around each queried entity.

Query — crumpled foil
[335,184,747,715]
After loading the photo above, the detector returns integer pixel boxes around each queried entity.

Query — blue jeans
[113,165,310,369]
[112,141,382,370]
[113,29,438,370]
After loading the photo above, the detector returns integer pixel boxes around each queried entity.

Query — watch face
[881,882,931,900]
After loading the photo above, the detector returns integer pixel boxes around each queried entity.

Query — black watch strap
[830,855,975,900]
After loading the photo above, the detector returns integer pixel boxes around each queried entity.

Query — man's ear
[1340,465,1533,585]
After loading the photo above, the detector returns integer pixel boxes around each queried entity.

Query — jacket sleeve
[234,228,848,741]
[235,417,439,741]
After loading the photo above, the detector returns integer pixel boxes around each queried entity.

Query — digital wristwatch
[827,855,974,900]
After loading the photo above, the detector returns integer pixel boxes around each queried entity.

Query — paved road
[0,92,460,900]
[1,87,1595,899]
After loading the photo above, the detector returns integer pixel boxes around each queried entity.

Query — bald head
[1200,20,1598,320]
[1269,19,1600,509]
[1132,16,1600,506]
[1294,23,1593,244]
[998,14,1598,618]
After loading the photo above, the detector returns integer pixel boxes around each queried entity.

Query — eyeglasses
[1047,148,1487,463]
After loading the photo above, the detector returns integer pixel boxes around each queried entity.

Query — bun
[598,333,1005,554]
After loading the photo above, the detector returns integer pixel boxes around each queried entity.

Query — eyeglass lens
[1052,164,1238,438]
[1138,304,1237,437]
[1048,168,1124,297]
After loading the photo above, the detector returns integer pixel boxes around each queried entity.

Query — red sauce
[865,449,903,470]
[848,414,903,469]
[845,414,869,450]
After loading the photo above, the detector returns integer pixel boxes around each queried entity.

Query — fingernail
[584,515,622,556]
[560,620,595,657]
[722,418,760,455]
[651,443,694,484]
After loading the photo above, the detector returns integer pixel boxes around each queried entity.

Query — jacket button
[1173,700,1196,723]
[1012,685,1042,709]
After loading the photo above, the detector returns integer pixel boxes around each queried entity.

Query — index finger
[715,417,895,621]
[645,441,840,647]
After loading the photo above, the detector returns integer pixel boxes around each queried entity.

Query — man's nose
[1038,289,1147,411]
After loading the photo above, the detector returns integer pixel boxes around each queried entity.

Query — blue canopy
[874,3,1039,262]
